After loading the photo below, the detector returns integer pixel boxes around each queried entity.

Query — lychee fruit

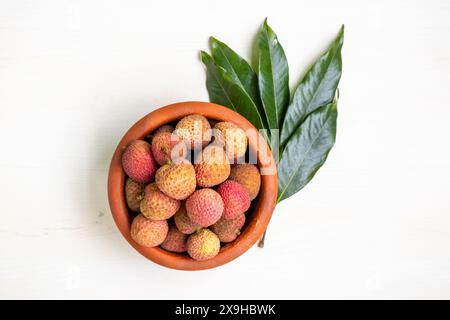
[161,226,188,253]
[187,229,220,261]
[125,178,145,212]
[155,160,196,200]
[130,214,168,247]
[228,164,261,200]
[185,189,224,227]
[155,125,174,134]
[213,122,248,162]
[194,144,230,187]
[174,114,212,149]
[217,180,250,220]
[211,214,246,243]
[174,205,200,234]
[151,131,187,165]
[122,140,157,183]
[140,183,180,220]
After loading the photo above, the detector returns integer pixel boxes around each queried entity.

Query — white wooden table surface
[1,0,449,299]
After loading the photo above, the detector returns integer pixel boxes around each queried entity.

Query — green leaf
[277,101,337,202]
[210,37,261,107]
[201,51,268,137]
[280,25,344,148]
[258,19,289,130]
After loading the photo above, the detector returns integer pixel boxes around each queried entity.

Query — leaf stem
[257,231,266,248]
[258,191,281,248]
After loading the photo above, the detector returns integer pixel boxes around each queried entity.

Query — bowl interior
[108,101,277,270]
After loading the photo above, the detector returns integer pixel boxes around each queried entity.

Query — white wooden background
[1,0,449,299]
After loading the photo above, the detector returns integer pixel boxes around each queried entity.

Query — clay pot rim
[107,101,277,271]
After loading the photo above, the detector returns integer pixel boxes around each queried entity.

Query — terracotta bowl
[107,101,277,270]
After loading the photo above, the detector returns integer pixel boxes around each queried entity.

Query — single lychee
[174,114,212,149]
[155,125,174,134]
[125,178,145,212]
[174,205,200,234]
[155,160,196,200]
[217,180,250,220]
[213,122,248,162]
[187,229,220,261]
[140,183,180,220]
[211,214,246,243]
[228,164,261,200]
[130,214,168,247]
[194,144,230,187]
[185,188,224,227]
[122,140,157,183]
[151,131,187,165]
[147,125,174,143]
[161,226,188,253]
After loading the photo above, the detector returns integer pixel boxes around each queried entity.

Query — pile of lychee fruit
[121,114,261,261]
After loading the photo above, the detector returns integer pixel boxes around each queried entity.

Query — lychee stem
[257,231,266,248]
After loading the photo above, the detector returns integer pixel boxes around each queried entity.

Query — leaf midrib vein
[266,31,279,129]
[277,112,332,202]
[215,65,265,129]
[211,66,237,112]
[217,45,246,91]
[283,45,340,144]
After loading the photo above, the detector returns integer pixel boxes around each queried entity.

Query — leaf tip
[338,24,345,43]
[200,50,211,63]
[209,36,218,45]
[262,17,269,30]
[332,24,345,48]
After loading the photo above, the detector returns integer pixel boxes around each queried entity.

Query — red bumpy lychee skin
[140,183,180,220]
[155,160,196,200]
[155,125,174,135]
[130,214,168,247]
[216,180,250,220]
[213,121,248,162]
[174,114,212,149]
[122,140,157,183]
[161,226,188,253]
[174,205,200,234]
[194,144,230,187]
[187,229,220,261]
[211,214,245,243]
[125,178,145,212]
[185,189,224,227]
[151,131,187,166]
[228,164,261,200]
